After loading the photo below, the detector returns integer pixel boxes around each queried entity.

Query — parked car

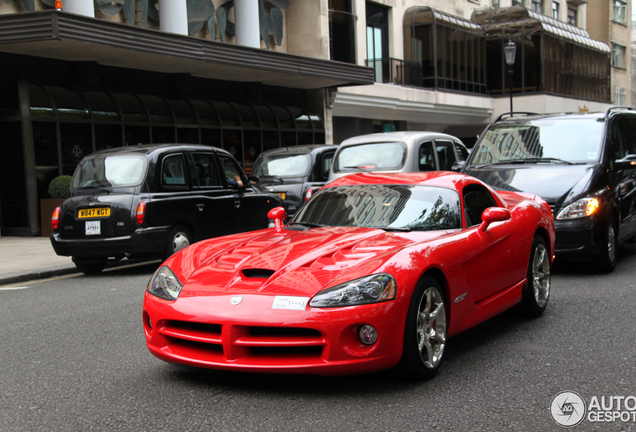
[50,144,283,274]
[462,108,636,272]
[143,171,554,379]
[329,131,469,182]
[251,145,336,216]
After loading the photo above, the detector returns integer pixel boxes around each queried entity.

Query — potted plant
[41,175,72,237]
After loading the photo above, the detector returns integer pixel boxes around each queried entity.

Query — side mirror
[247,175,259,185]
[478,207,511,232]
[267,206,286,230]
[451,160,466,172]
[615,155,636,170]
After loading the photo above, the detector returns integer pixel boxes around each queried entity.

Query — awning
[471,5,610,53]
[0,10,375,90]
[404,6,484,34]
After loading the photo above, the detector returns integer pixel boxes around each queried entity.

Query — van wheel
[164,225,192,260]
[596,220,617,273]
[72,257,107,275]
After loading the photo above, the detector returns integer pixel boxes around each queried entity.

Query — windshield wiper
[367,226,411,232]
[472,157,577,168]
[342,165,374,171]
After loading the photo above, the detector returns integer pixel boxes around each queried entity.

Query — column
[235,0,260,48]
[63,0,95,17]
[159,0,188,35]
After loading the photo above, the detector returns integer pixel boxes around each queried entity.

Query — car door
[460,184,527,302]
[188,151,234,239]
[608,116,636,241]
[218,153,273,233]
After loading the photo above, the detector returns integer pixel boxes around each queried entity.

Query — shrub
[48,175,72,199]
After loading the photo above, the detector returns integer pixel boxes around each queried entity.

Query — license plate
[274,192,286,200]
[85,221,101,235]
[78,208,110,218]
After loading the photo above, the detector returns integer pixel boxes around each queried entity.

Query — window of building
[567,7,577,26]
[552,2,559,19]
[366,2,390,83]
[531,0,542,14]
[614,0,627,24]
[512,0,523,5]
[612,42,626,68]
[329,0,356,64]
[615,87,627,105]
[492,0,500,6]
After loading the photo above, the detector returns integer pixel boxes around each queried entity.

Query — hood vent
[242,269,276,279]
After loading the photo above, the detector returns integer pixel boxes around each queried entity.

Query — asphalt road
[1,248,636,432]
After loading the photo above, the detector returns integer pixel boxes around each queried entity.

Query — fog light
[358,325,377,345]
[146,314,152,329]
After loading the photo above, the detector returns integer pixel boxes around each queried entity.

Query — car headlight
[147,266,183,300]
[556,197,600,220]
[309,274,397,308]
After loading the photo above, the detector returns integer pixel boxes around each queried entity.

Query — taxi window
[191,153,222,187]
[162,154,187,187]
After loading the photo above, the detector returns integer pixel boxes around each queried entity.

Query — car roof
[339,131,462,147]
[493,112,606,124]
[258,145,337,157]
[82,144,230,158]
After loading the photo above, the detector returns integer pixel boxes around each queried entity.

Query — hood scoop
[241,269,275,279]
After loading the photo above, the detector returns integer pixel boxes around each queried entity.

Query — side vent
[242,269,275,279]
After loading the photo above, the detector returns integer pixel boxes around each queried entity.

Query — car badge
[230,296,243,306]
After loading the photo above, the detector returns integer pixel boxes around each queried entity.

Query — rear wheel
[164,225,192,260]
[398,276,447,380]
[72,257,107,275]
[520,236,551,317]
[596,220,617,273]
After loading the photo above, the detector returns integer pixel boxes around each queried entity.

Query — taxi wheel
[398,276,447,380]
[72,257,107,275]
[164,225,192,260]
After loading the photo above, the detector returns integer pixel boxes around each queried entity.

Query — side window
[454,142,469,162]
[191,153,222,187]
[321,152,335,180]
[435,140,457,171]
[161,154,187,188]
[419,141,436,171]
[219,155,245,188]
[463,185,497,227]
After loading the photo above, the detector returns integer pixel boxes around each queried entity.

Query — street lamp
[504,37,517,114]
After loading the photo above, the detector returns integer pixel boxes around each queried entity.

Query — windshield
[469,118,604,165]
[334,142,406,172]
[292,185,461,231]
[72,155,147,188]
[252,153,311,177]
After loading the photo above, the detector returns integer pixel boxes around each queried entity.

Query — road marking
[0,273,80,289]
[0,286,30,290]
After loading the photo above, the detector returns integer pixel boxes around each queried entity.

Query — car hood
[464,164,596,204]
[169,227,449,298]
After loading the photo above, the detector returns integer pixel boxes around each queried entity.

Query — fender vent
[242,268,275,279]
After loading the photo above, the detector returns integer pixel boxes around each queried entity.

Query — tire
[520,236,551,317]
[596,220,617,273]
[398,276,448,380]
[164,225,192,260]
[72,257,107,275]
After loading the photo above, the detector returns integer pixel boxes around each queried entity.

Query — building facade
[0,0,620,235]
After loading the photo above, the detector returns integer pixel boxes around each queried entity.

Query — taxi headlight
[556,197,599,220]
[147,266,183,300]
[309,274,397,308]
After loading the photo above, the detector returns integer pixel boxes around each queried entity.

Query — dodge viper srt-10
[143,172,555,379]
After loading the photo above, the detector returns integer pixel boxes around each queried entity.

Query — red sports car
[143,172,554,379]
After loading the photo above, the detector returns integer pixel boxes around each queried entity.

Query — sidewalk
[0,236,78,286]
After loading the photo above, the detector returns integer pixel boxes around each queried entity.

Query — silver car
[329,131,468,181]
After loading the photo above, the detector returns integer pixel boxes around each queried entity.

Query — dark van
[50,144,283,274]
[462,108,636,271]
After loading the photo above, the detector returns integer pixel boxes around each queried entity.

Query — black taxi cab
[50,144,283,274]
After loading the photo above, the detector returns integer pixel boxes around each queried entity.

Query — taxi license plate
[78,208,110,219]
[85,221,100,235]
[274,192,286,200]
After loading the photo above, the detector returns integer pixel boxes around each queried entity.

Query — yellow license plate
[274,192,286,200]
[78,208,111,219]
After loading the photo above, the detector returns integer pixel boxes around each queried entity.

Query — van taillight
[51,207,60,230]
[305,188,313,201]
[136,201,146,225]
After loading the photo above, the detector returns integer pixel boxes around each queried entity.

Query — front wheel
[398,276,447,380]
[596,220,617,273]
[520,236,551,317]
[163,225,192,260]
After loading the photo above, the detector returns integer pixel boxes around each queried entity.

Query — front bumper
[554,217,605,260]
[50,226,169,258]
[143,292,411,376]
